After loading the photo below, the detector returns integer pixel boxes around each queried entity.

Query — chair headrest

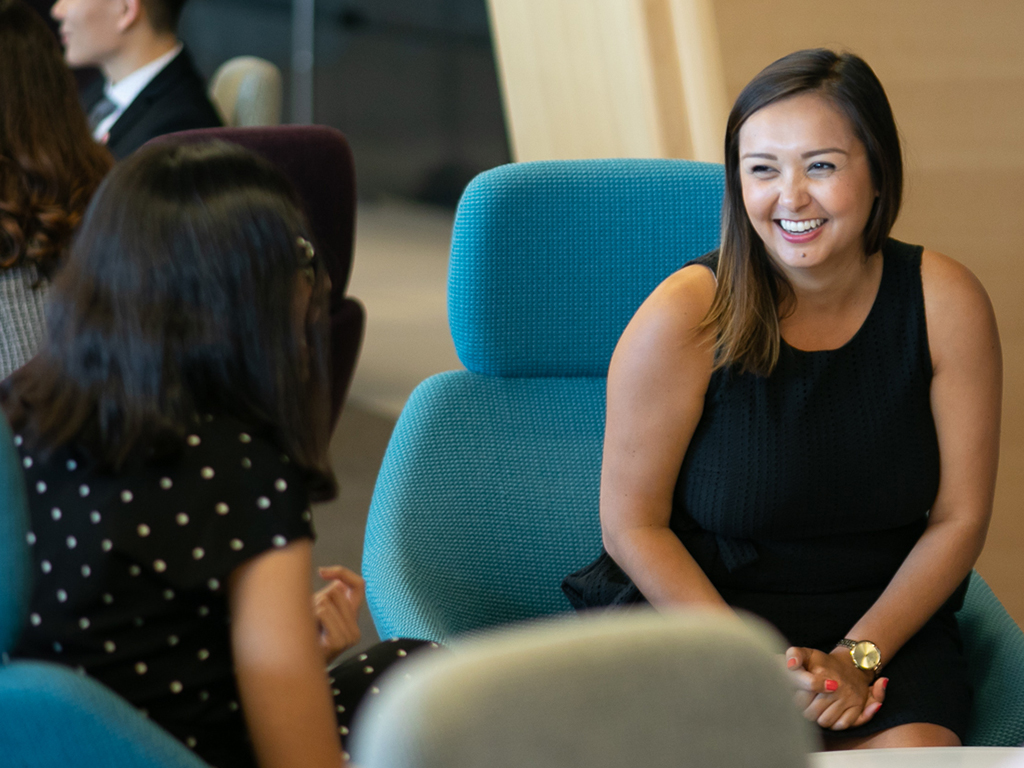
[449,159,724,378]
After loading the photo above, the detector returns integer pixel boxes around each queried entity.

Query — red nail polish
[787,657,798,669]
[881,678,889,690]
[825,679,838,692]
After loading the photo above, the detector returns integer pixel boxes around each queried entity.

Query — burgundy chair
[147,126,363,431]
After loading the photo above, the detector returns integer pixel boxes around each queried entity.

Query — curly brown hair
[0,0,112,279]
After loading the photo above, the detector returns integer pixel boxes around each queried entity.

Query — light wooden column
[486,0,728,163]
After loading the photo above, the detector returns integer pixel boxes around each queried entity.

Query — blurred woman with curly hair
[0,0,112,378]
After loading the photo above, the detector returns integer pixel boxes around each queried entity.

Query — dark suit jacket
[82,47,222,160]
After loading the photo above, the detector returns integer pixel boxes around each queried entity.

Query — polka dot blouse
[13,413,314,768]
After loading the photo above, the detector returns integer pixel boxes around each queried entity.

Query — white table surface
[810,747,1024,768]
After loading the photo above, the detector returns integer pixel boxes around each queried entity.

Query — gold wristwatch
[836,638,882,678]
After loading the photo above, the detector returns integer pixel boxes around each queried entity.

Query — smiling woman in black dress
[585,49,1001,749]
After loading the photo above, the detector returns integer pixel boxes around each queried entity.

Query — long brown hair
[1,142,337,500]
[703,49,903,376]
[0,0,112,278]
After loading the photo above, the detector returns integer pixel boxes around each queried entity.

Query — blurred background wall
[180,0,511,204]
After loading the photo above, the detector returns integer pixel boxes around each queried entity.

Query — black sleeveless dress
[570,238,971,739]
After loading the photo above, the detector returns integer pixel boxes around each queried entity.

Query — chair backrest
[0,414,30,655]
[351,610,817,768]
[363,159,724,642]
[146,126,363,425]
[209,56,283,127]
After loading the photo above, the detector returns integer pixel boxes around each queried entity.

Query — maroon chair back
[146,126,363,430]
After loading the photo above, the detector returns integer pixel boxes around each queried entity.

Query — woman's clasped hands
[314,566,366,664]
[785,646,889,731]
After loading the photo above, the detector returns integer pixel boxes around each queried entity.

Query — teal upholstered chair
[363,159,724,642]
[0,415,208,767]
[362,158,1024,747]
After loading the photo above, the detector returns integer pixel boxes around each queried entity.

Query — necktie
[87,94,117,132]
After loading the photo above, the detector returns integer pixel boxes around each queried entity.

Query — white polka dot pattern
[13,413,314,766]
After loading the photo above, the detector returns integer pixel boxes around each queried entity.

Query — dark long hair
[702,48,903,376]
[1,142,336,500]
[0,0,113,278]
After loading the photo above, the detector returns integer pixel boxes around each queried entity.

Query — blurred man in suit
[51,0,221,159]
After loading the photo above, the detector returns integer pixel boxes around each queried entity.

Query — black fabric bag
[561,548,646,610]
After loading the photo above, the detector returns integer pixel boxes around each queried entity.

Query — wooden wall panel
[486,0,727,162]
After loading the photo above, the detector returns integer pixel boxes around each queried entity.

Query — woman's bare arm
[789,250,1002,731]
[842,250,1001,659]
[600,263,729,609]
[230,540,344,768]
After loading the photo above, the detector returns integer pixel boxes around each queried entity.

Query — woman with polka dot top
[1,141,429,768]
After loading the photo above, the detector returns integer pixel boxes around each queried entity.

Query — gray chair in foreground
[351,610,818,768]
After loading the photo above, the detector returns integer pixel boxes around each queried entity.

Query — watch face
[852,641,881,670]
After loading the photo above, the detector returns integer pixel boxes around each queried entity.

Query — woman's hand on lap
[785,646,887,731]
[314,566,365,664]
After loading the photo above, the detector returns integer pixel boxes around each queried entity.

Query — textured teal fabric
[958,571,1024,746]
[365,371,606,643]
[367,159,723,642]
[0,414,30,655]
[449,159,724,377]
[0,661,208,767]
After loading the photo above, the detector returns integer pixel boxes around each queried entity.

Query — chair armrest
[958,570,1024,746]
[0,660,210,767]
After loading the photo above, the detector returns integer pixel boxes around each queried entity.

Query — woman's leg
[825,723,961,750]
[329,638,441,756]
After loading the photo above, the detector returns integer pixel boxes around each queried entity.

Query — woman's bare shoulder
[632,261,717,336]
[611,261,717,381]
[920,249,993,322]
[919,249,999,369]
